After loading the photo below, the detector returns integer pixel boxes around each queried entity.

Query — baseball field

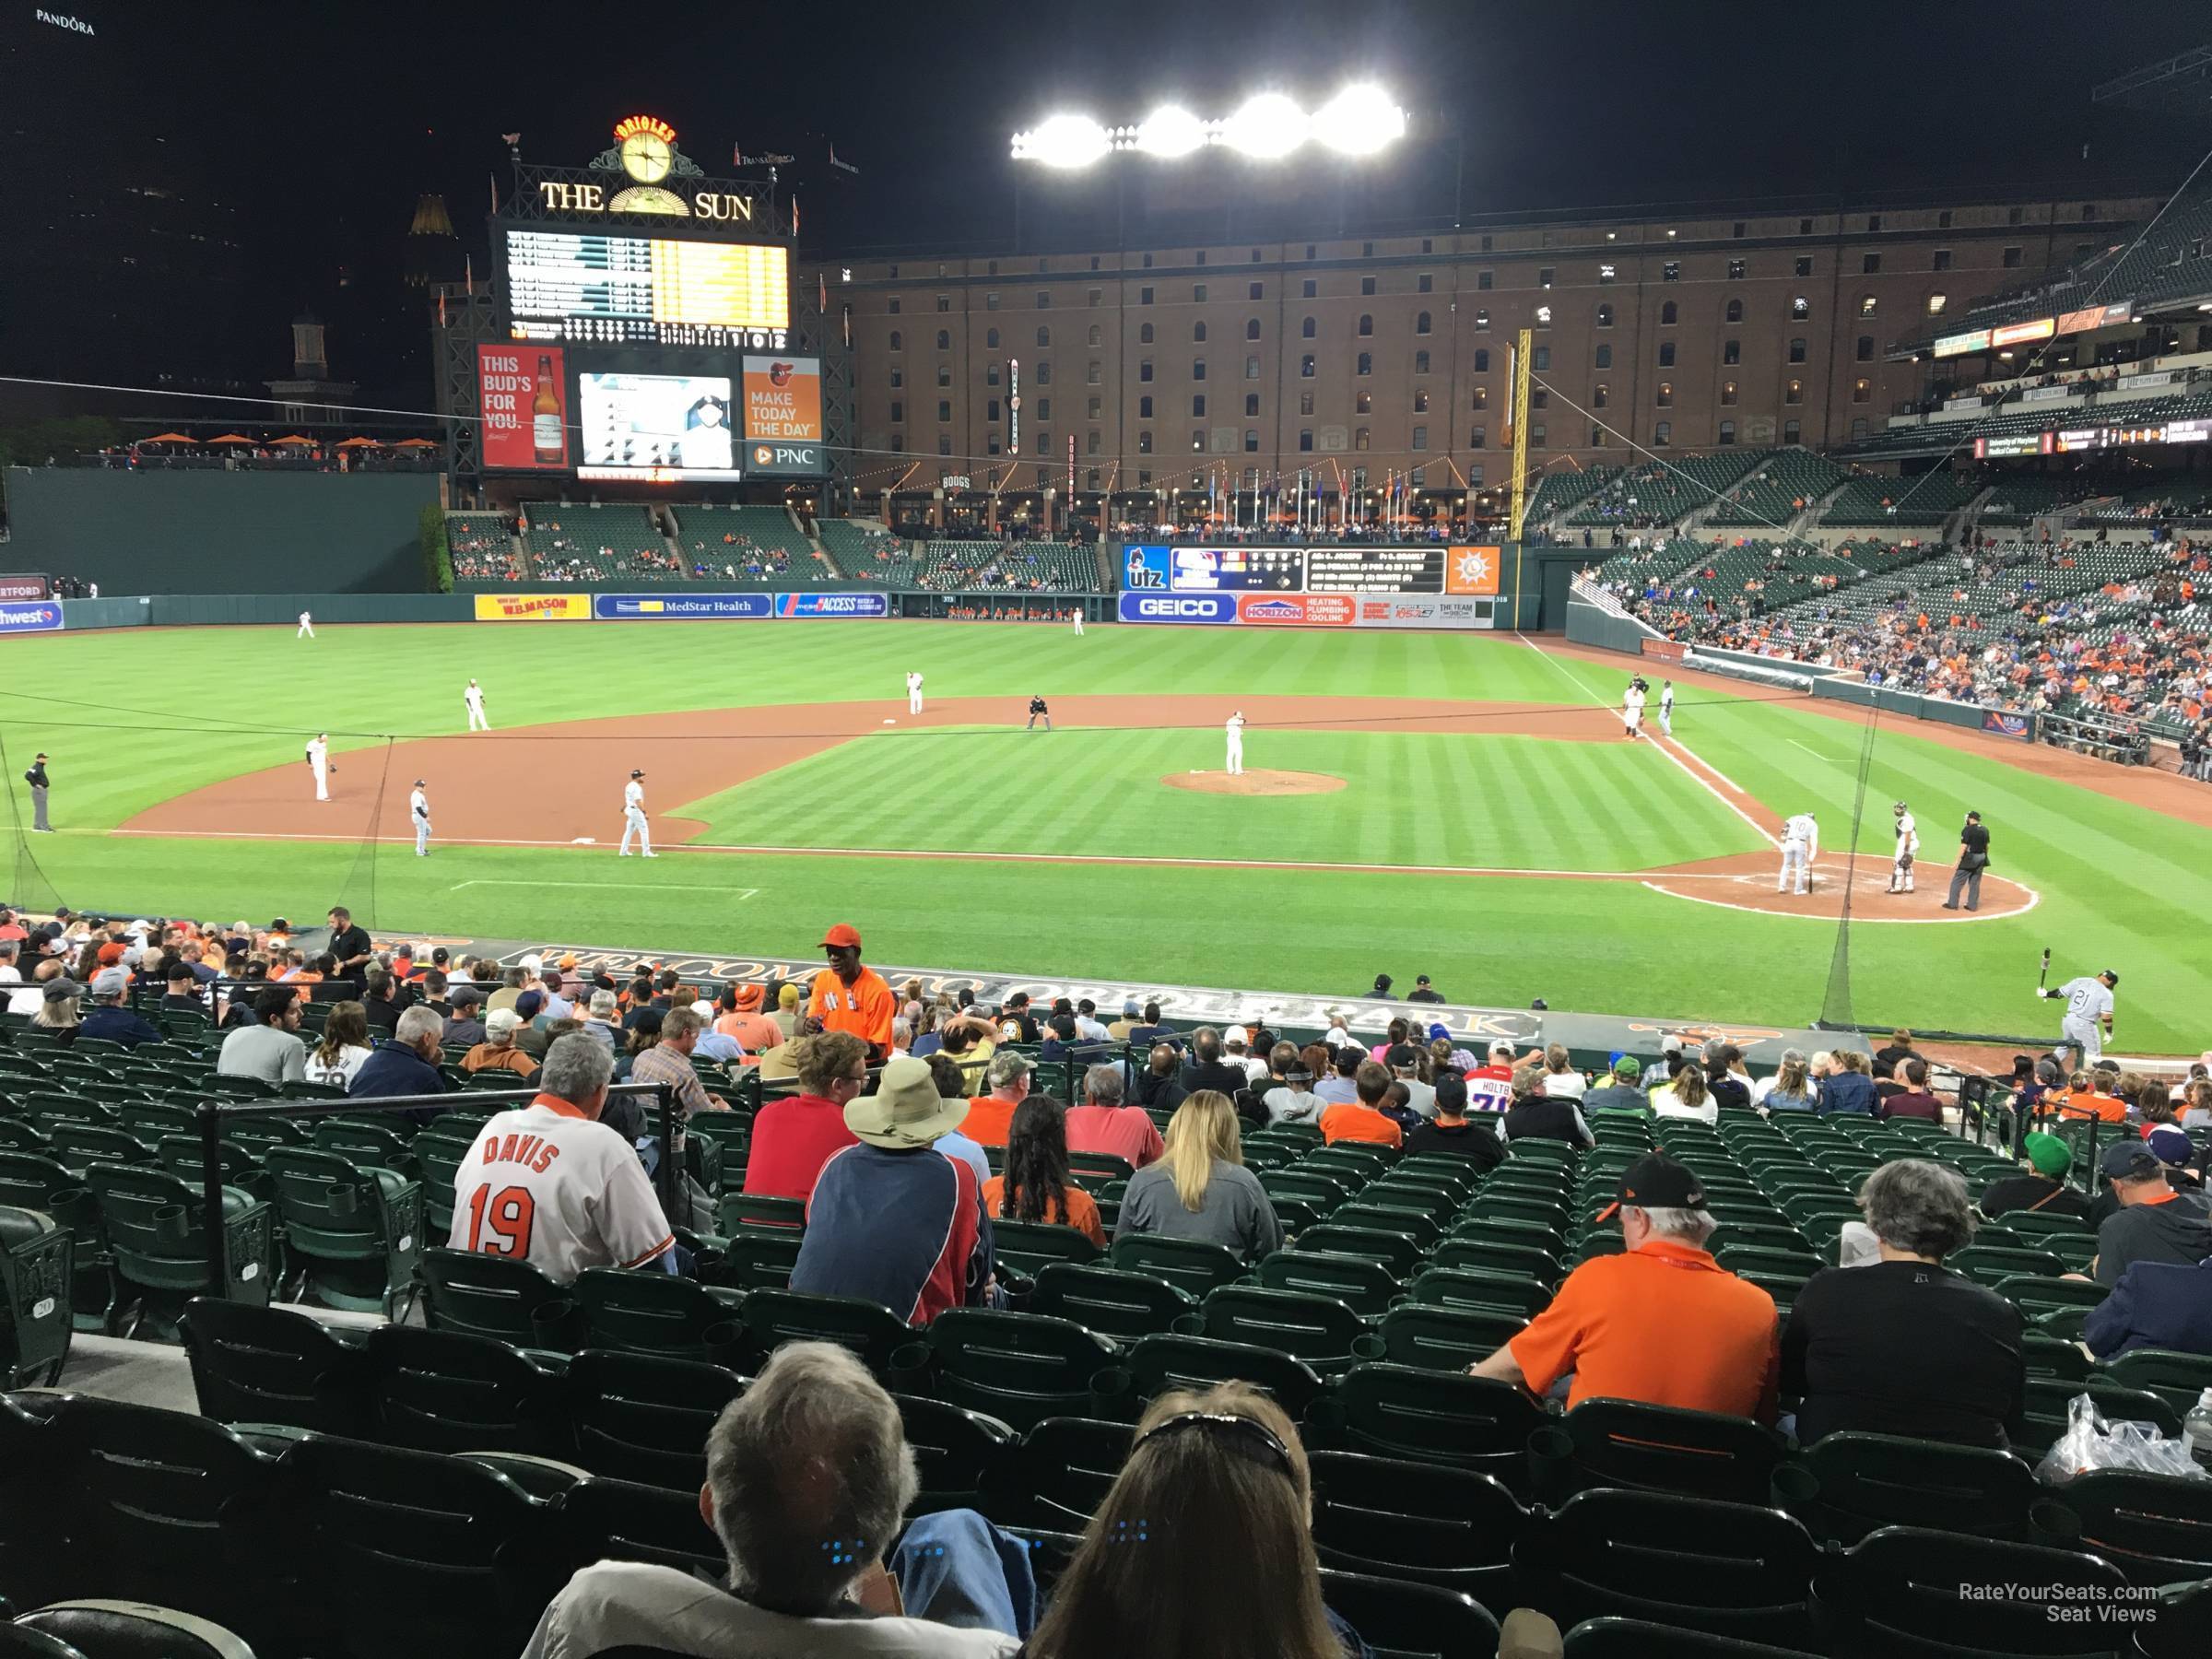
[2,619,2206,1052]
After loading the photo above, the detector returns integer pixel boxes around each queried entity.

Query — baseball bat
[2037,947,2051,992]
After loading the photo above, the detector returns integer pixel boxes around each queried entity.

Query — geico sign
[1124,594,1232,621]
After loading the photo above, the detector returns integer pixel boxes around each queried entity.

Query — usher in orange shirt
[1509,1237,1781,1421]
[806,965,896,1053]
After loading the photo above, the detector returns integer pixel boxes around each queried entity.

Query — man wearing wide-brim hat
[790,1056,997,1325]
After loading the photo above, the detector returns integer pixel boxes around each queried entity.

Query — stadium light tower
[1011,86,1406,166]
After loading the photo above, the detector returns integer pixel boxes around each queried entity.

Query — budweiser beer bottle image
[532,355,564,464]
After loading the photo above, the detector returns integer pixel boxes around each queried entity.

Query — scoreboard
[505,229,791,348]
[1305,546,1448,594]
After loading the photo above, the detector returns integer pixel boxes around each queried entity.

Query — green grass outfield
[1,619,2204,1050]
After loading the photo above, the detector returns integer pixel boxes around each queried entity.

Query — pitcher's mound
[1164,769,1347,797]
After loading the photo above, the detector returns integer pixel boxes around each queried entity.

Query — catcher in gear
[1887,800,1920,894]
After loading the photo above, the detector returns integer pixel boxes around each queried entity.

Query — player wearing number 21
[448,1031,677,1281]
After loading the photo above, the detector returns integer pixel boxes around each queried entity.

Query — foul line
[1516,630,1613,707]
[1788,739,1845,762]
[451,879,754,896]
[1646,737,1780,849]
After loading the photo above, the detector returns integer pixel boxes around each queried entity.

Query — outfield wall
[4,467,440,594]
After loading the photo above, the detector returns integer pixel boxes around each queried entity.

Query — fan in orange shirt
[2053,1074,2128,1125]
[805,923,896,1059]
[982,1094,1107,1247]
[964,1050,1032,1147]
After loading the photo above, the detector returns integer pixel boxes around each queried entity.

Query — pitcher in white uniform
[465,678,489,732]
[2040,970,2117,1068]
[619,769,655,857]
[1225,711,1247,776]
[1778,810,1818,895]
[304,733,330,802]
[410,780,432,856]
[906,671,924,715]
[1887,801,1920,893]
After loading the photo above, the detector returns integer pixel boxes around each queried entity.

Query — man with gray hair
[1178,1025,1252,1099]
[1468,1152,1779,1422]
[627,1005,733,1124]
[1064,1061,1165,1168]
[450,1031,677,1284]
[524,1341,1019,1656]
[346,1003,449,1125]
[962,1048,1033,1147]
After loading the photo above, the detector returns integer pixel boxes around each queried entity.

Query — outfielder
[618,769,655,857]
[1778,810,1818,895]
[1887,801,1920,893]
[1622,680,1646,740]
[298,609,314,639]
[410,779,431,857]
[2040,969,2117,1068]
[465,678,489,732]
[906,670,924,715]
[1073,610,1085,636]
[305,733,330,802]
[1659,679,1675,737]
[1225,710,1247,776]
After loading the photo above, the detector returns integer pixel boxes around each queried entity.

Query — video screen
[576,371,742,481]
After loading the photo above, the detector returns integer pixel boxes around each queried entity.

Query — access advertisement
[473,593,594,621]
[775,592,888,618]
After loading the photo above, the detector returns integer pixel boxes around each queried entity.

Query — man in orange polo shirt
[1319,1061,1405,1148]
[805,923,896,1060]
[1468,1152,1780,1422]
[962,1049,1032,1147]
[2053,1068,2128,1125]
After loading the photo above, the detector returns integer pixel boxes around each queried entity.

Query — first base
[883,718,897,724]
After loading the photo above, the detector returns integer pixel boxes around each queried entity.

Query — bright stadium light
[1219,92,1309,159]
[1134,104,1207,158]
[1312,84,1406,155]
[1011,113,1111,168]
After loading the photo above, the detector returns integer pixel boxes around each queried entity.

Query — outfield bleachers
[1565,452,1761,529]
[1702,450,1847,529]
[667,503,840,586]
[1818,473,1976,527]
[444,512,522,582]
[1525,465,1622,528]
[521,504,674,583]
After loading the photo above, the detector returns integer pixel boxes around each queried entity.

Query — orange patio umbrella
[335,437,380,448]
[143,432,198,443]
[390,437,440,448]
[205,434,254,445]
[269,435,315,446]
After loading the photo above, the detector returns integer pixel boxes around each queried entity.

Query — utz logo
[1123,547,1168,590]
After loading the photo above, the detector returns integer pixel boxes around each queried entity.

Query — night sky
[2,0,2203,405]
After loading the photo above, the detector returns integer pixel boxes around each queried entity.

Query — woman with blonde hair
[1759,1048,1818,1112]
[1022,1382,1354,1659]
[1653,1059,1718,1124]
[1112,1090,1282,1261]
[33,979,82,1044]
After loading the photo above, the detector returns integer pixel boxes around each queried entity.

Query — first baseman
[305,733,331,802]
[619,769,655,857]
[1659,679,1675,737]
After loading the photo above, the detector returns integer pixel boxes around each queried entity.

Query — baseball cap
[1283,1065,1314,1083]
[413,778,426,788]
[779,982,801,1009]
[89,966,128,997]
[1416,974,1432,985]
[1488,1039,1515,1058]
[2101,970,2120,986]
[41,979,82,1004]
[2100,1140,2165,1182]
[1610,1054,1643,1080]
[1594,1152,1705,1223]
[630,769,644,778]
[2146,1125,2194,1167]
[519,953,543,971]
[1385,1042,1420,1071]
[1428,1022,1451,1041]
[95,942,126,966]
[1661,1033,1686,1055]
[450,986,485,1007]
[485,1007,524,1038]
[1224,1030,1249,1051]
[1432,1075,1469,1114]
[2020,1132,2071,1179]
[821,924,863,949]
[514,990,544,1019]
[1123,998,1141,1017]
[559,954,578,970]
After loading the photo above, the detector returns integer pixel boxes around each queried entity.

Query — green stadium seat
[1406,1266,1552,1320]
[1026,1261,1196,1344]
[1810,1524,2130,1657]
[1530,1399,1789,1507]
[1772,1431,2040,1545]
[1307,1363,1546,1496]
[988,1218,1102,1277]
[1107,1233,1248,1297]
[735,1286,913,1375]
[563,1347,746,1490]
[571,1266,744,1364]
[1371,1302,1526,1372]
[87,1163,272,1335]
[1315,1569,1498,1659]
[994,1417,1132,1531]
[1309,1450,1524,1606]
[912,1308,1119,1430]
[0,1205,71,1387]
[894,1394,1016,1514]
[1117,1332,1327,1418]
[1253,1248,1401,1315]
[2099,1348,2212,1418]
[2032,1467,2212,1586]
[362,1323,569,1457]
[1559,1618,1824,1658]
[262,1146,423,1320]
[178,1296,374,1438]
[418,1247,580,1349]
[1200,1285,1371,1375]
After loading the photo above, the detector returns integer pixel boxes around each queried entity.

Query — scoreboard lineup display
[1117,543,1508,630]
[504,229,791,348]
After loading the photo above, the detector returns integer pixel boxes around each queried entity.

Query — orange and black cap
[1593,1152,1704,1223]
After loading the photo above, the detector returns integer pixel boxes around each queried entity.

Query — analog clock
[620,131,673,183]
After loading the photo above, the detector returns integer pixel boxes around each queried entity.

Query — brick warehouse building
[838,188,2159,524]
